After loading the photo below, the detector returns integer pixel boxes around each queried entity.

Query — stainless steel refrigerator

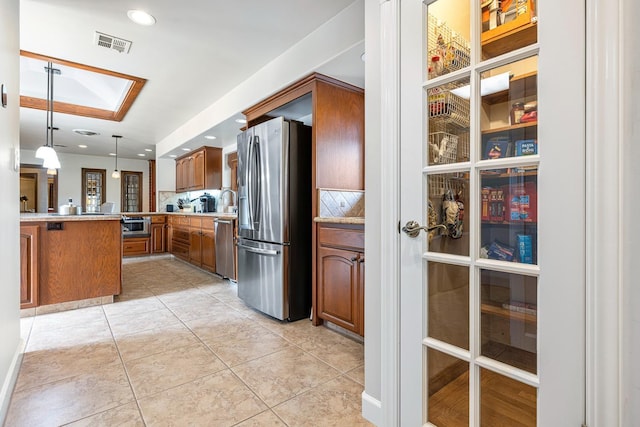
[236,116,311,321]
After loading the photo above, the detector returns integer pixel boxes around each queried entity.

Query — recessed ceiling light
[144,148,153,152]
[181,148,191,151]
[137,153,146,157]
[127,10,156,26]
[235,118,247,124]
[73,129,99,136]
[169,155,177,158]
[109,153,116,156]
[78,144,88,148]
[204,135,216,140]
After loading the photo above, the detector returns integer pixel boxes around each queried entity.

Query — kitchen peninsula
[20,213,122,313]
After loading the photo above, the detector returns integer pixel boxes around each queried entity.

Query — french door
[397,0,585,425]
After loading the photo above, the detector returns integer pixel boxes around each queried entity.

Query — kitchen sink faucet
[220,189,237,208]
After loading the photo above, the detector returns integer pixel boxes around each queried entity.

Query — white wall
[156,158,176,192]
[221,142,237,190]
[0,0,22,422]
[21,150,150,212]
[155,0,365,158]
[363,0,382,424]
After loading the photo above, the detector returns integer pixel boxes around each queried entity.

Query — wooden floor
[428,368,536,427]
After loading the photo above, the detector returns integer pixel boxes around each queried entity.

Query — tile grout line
[101,304,149,427]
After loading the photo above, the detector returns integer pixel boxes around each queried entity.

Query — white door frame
[372,0,634,424]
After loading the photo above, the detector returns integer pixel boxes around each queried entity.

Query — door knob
[401,220,444,238]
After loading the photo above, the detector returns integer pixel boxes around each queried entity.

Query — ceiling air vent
[94,31,132,54]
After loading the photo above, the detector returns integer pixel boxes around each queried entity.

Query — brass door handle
[401,220,445,238]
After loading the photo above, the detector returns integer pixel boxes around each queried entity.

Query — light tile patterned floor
[6,258,372,427]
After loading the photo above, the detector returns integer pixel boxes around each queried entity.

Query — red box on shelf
[503,181,537,222]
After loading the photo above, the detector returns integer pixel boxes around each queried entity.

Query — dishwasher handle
[236,243,280,256]
[214,219,233,224]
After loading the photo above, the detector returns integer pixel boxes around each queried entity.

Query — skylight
[19,51,146,122]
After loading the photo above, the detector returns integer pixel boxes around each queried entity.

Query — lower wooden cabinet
[122,237,150,257]
[315,223,364,336]
[20,224,39,309]
[150,215,166,253]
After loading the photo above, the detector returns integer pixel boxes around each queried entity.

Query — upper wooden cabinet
[175,146,222,192]
[243,73,365,204]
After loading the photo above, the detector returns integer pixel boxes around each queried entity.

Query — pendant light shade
[112,135,122,179]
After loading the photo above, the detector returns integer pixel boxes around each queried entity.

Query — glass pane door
[423,0,539,425]
[121,171,143,212]
[81,168,106,213]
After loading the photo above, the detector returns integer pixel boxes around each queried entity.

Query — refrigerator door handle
[253,135,262,225]
[246,135,255,229]
[237,243,280,256]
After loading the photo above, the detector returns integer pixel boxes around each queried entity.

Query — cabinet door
[20,225,39,309]
[175,158,185,191]
[189,229,202,265]
[151,223,166,253]
[201,230,216,273]
[357,254,365,336]
[317,245,360,333]
[191,150,205,190]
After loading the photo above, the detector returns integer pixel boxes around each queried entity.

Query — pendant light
[35,61,61,174]
[112,135,122,179]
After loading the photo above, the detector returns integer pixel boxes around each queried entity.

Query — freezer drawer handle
[237,243,280,256]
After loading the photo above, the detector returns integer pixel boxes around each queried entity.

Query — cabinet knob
[359,257,365,263]
[351,256,358,262]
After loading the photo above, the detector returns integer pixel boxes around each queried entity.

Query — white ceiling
[19,0,364,160]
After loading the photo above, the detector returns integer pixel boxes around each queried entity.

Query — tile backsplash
[318,189,364,218]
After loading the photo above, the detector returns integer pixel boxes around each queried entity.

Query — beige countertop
[314,216,365,225]
[20,213,122,222]
[21,211,237,222]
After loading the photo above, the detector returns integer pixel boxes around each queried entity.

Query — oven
[121,215,151,238]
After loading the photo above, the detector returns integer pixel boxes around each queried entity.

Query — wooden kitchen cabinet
[170,215,190,261]
[122,237,150,256]
[315,223,364,336]
[200,217,216,273]
[175,146,222,192]
[150,215,166,253]
[181,215,216,273]
[20,224,39,309]
[38,219,121,305]
[244,73,364,332]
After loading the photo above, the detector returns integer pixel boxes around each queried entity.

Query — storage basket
[429,132,459,165]
[427,173,467,198]
[428,88,470,129]
[427,14,471,77]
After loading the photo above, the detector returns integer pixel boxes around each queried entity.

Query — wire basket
[428,88,470,129]
[429,132,459,165]
[427,14,471,77]
[427,173,468,198]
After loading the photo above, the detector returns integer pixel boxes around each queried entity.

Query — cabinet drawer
[318,225,364,251]
[171,216,190,226]
[123,238,150,256]
[151,215,166,224]
[190,217,202,228]
[172,227,190,244]
[201,217,214,230]
[171,241,189,260]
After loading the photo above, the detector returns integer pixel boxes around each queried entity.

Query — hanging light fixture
[35,61,61,174]
[112,135,122,179]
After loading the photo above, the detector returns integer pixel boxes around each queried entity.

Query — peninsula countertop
[20,211,238,222]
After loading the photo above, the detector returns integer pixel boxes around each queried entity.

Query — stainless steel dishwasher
[214,218,235,280]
